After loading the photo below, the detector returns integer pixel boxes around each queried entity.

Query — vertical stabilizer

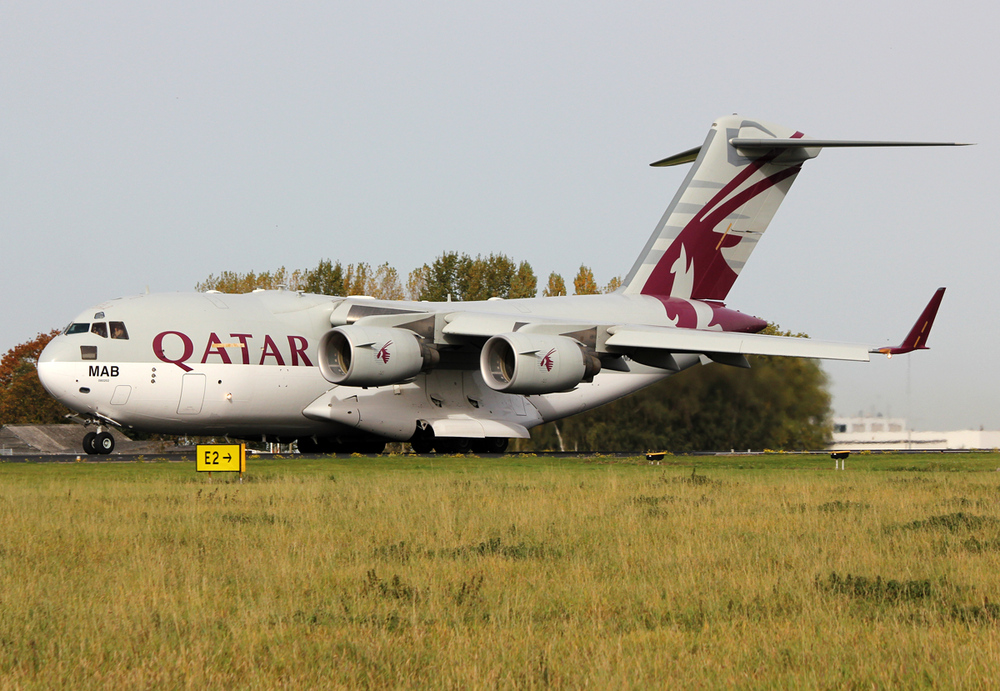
[622,116,816,300]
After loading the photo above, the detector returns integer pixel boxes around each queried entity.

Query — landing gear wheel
[297,437,320,453]
[472,438,509,454]
[410,439,434,454]
[95,432,115,455]
[298,437,346,454]
[83,432,98,455]
[434,437,472,455]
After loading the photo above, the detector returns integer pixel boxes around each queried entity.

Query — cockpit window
[110,322,129,340]
[91,322,108,338]
[66,323,90,335]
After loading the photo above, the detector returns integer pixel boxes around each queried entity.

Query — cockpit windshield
[64,321,129,339]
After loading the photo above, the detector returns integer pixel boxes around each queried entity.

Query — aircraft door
[177,374,207,415]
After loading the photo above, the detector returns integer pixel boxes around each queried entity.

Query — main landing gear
[82,429,116,455]
[409,434,509,455]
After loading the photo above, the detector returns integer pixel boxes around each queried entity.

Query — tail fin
[622,115,812,300]
[621,115,970,301]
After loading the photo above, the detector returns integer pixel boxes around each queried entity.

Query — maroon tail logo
[376,341,392,364]
[539,348,556,372]
[641,138,803,301]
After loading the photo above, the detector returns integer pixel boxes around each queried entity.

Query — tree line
[1,252,831,450]
[195,253,622,301]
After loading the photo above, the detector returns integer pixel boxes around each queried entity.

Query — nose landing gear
[82,428,116,455]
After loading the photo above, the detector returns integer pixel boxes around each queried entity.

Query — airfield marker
[196,443,247,482]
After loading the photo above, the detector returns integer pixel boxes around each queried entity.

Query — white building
[831,416,1000,451]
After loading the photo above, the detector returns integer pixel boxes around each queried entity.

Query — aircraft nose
[37,337,74,400]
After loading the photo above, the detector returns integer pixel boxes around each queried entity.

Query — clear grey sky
[3,1,996,431]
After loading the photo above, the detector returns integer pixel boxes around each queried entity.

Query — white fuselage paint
[38,290,700,441]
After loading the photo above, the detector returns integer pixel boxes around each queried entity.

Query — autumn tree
[196,267,305,293]
[0,331,73,425]
[573,265,600,295]
[367,263,405,300]
[603,275,623,293]
[195,259,397,297]
[542,272,567,297]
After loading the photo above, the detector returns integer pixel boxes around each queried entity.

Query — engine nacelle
[318,326,438,387]
[480,333,601,394]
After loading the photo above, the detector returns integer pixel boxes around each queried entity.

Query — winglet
[873,288,946,357]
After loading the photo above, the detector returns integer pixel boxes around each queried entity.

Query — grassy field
[2,453,1000,688]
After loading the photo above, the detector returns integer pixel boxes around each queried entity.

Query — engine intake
[318,326,438,387]
[480,333,601,394]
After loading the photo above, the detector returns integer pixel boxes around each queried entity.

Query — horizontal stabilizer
[730,138,972,149]
[652,139,972,167]
[649,146,702,167]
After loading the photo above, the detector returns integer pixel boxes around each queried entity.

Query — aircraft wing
[604,325,871,363]
[439,288,944,371]
[603,288,944,367]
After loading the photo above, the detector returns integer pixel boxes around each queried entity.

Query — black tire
[298,437,349,454]
[297,437,320,453]
[96,432,115,455]
[82,432,98,455]
[434,437,472,454]
[472,438,509,454]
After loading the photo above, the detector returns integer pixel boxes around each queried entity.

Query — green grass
[2,453,1000,688]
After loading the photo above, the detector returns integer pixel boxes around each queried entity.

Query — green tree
[0,331,73,425]
[301,259,345,296]
[414,252,536,301]
[525,326,831,452]
[414,252,465,302]
[509,261,538,299]
[461,253,516,301]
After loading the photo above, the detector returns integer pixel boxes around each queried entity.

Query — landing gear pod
[318,326,439,387]
[480,333,601,394]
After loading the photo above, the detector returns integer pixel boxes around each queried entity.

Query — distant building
[831,416,1000,451]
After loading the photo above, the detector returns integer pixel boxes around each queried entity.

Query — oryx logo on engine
[539,348,556,372]
[376,341,392,364]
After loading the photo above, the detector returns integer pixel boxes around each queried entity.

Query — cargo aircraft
[38,116,960,455]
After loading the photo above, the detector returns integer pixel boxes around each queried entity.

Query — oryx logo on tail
[621,117,812,303]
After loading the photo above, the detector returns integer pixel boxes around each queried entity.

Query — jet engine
[480,333,601,394]
[318,326,439,387]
